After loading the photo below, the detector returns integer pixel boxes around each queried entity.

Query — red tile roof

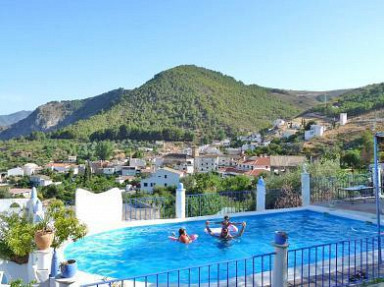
[242,157,270,166]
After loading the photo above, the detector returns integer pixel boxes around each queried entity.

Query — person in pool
[178,228,192,244]
[208,215,242,230]
[205,221,246,240]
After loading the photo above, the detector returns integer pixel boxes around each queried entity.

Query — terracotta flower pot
[34,230,54,250]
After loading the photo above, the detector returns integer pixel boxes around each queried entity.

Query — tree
[95,141,114,160]
[360,130,374,167]
[341,150,361,168]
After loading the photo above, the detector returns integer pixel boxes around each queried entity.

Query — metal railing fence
[81,252,275,287]
[123,196,175,220]
[287,235,382,286]
[81,235,384,287]
[186,190,255,218]
[311,173,372,203]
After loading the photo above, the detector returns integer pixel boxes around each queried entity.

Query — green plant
[10,202,21,208]
[43,200,87,249]
[0,212,34,261]
[10,279,37,287]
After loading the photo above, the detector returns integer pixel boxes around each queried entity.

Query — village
[0,113,351,198]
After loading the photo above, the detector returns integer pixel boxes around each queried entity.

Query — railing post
[301,168,310,206]
[257,177,265,212]
[272,233,289,287]
[176,183,186,219]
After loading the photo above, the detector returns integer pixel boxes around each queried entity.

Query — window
[164,183,167,187]
[164,175,168,179]
[144,183,148,187]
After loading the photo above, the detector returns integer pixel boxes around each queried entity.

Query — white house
[237,156,271,172]
[102,167,115,175]
[140,167,184,193]
[23,163,39,176]
[45,163,78,174]
[30,175,52,187]
[121,166,140,176]
[129,158,146,168]
[194,154,220,173]
[304,125,325,141]
[340,113,348,126]
[7,167,24,177]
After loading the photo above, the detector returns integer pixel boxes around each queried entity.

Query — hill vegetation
[57,65,302,142]
[314,83,384,117]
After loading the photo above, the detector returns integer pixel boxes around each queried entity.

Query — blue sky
[1,0,384,114]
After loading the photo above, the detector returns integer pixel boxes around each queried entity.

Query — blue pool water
[65,210,378,281]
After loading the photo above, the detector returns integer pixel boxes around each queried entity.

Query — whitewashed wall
[0,199,28,213]
[75,188,123,226]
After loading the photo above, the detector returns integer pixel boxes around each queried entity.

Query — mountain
[0,89,124,140]
[1,65,381,141]
[58,65,304,141]
[0,110,32,127]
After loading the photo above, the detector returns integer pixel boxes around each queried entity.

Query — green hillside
[315,83,384,116]
[62,65,301,141]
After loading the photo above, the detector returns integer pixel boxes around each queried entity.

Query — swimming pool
[65,210,378,281]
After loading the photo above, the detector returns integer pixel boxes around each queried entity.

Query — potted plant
[34,214,55,250]
[44,200,87,277]
[0,212,34,264]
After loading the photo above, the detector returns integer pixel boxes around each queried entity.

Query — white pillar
[29,249,53,283]
[272,242,289,287]
[176,183,186,219]
[257,177,266,211]
[373,165,382,193]
[301,171,310,206]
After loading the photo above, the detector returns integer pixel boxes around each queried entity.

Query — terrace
[0,168,383,286]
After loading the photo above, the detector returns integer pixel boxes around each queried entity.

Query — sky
[1,0,384,114]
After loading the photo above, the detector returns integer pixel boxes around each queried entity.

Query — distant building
[46,163,78,174]
[115,176,135,184]
[236,156,271,172]
[304,125,324,141]
[102,167,115,175]
[195,154,220,173]
[9,188,32,198]
[140,167,185,193]
[129,158,146,168]
[270,155,306,173]
[121,166,140,176]
[340,113,348,126]
[67,155,77,163]
[23,163,40,176]
[30,175,52,187]
[7,167,24,177]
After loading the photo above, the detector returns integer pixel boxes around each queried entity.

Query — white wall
[0,199,29,212]
[141,169,181,192]
[7,168,24,177]
[75,188,123,226]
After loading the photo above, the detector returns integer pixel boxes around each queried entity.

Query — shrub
[0,212,34,262]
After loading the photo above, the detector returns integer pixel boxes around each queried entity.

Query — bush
[0,212,34,261]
